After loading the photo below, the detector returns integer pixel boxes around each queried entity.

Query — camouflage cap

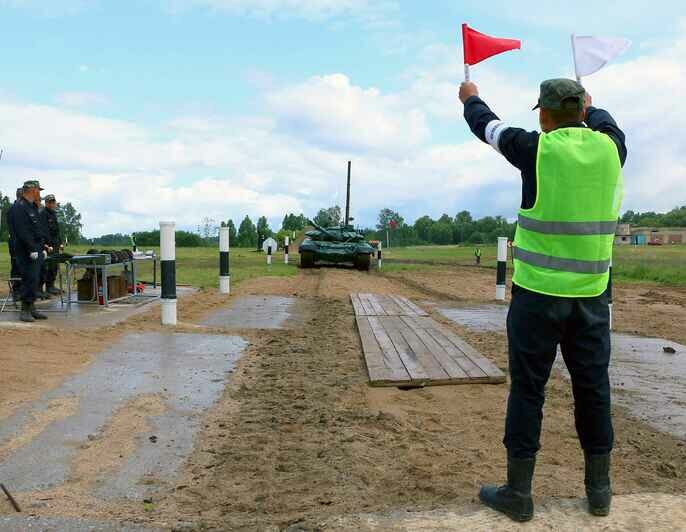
[44,194,56,202]
[23,179,44,190]
[533,78,585,111]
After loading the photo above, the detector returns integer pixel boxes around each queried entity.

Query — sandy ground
[1,266,685,530]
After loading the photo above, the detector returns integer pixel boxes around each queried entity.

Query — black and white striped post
[495,236,508,301]
[219,224,230,294]
[160,221,177,325]
[267,245,272,266]
[284,236,289,265]
[377,241,383,270]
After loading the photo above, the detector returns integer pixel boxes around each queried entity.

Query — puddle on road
[0,332,247,499]
[439,304,686,440]
[600,335,686,440]
[438,305,508,332]
[202,295,303,330]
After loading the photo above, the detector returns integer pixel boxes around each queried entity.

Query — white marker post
[496,237,508,301]
[219,224,230,294]
[377,242,383,270]
[284,236,289,265]
[160,221,177,325]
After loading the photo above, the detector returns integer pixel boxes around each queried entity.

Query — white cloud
[2,22,685,238]
[55,92,110,108]
[165,0,397,25]
[581,21,686,213]
[266,73,430,154]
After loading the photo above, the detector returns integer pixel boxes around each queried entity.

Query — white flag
[571,35,631,79]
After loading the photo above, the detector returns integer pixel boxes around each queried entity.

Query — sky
[0,0,684,237]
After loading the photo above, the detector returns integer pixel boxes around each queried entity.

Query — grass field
[1,242,684,290]
[382,244,686,286]
[0,245,298,293]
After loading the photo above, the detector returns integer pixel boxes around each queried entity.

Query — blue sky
[0,0,684,236]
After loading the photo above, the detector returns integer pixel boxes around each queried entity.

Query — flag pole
[571,33,581,82]
[462,23,470,81]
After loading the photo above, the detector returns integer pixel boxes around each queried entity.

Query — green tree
[428,223,453,244]
[377,208,404,231]
[237,215,257,248]
[0,191,11,242]
[56,202,83,245]
[413,215,434,242]
[313,206,341,227]
[226,219,237,244]
[256,216,273,239]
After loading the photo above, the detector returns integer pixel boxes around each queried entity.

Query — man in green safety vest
[460,78,626,522]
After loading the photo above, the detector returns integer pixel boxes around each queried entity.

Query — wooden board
[351,293,505,387]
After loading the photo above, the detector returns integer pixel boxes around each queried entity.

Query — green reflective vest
[512,127,623,297]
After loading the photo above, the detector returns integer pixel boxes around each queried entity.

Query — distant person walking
[474,247,481,265]
[460,79,627,521]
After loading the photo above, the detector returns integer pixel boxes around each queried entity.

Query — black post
[344,160,351,227]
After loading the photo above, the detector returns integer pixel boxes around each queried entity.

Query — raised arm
[584,93,628,167]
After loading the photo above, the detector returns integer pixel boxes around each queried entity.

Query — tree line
[3,185,686,249]
[620,206,686,227]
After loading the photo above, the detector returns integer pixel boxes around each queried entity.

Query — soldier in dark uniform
[36,197,51,300]
[12,180,48,322]
[7,188,24,299]
[42,194,62,295]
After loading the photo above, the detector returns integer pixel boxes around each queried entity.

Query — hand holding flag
[462,23,521,81]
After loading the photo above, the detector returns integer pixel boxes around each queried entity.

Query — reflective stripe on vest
[513,247,611,274]
[517,215,618,236]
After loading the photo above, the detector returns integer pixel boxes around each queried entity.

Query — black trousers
[504,285,613,459]
[15,254,42,304]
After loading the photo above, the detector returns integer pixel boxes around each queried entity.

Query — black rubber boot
[479,457,535,522]
[585,453,611,516]
[30,303,48,320]
[20,302,35,323]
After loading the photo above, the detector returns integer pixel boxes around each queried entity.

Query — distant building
[615,224,686,245]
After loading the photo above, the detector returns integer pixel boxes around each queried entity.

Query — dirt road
[1,266,685,530]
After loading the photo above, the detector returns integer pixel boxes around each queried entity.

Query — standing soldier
[460,79,626,521]
[43,194,62,295]
[12,180,48,322]
[7,188,24,300]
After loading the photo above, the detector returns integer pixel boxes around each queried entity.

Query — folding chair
[1,276,21,313]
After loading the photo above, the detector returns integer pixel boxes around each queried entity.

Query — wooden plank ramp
[351,293,506,387]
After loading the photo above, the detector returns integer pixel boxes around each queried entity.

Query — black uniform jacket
[11,198,45,258]
[45,207,62,247]
[463,96,628,209]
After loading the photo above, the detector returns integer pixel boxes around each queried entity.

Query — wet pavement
[0,516,163,532]
[438,303,686,439]
[438,305,509,332]
[202,295,302,330]
[0,332,247,498]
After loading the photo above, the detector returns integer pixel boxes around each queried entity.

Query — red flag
[462,23,521,66]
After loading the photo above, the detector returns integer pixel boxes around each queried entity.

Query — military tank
[299,222,375,270]
[299,161,374,270]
